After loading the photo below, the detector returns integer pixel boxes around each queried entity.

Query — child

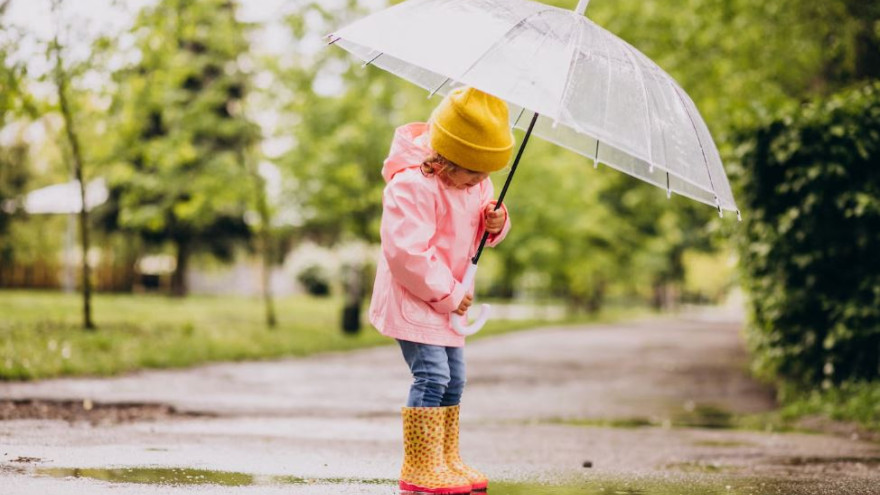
[369,87,514,494]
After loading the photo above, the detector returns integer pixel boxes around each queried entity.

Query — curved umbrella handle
[450,263,491,336]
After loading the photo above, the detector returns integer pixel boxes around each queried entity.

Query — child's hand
[484,201,506,234]
[453,293,473,315]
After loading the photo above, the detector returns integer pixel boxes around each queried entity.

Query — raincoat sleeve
[381,176,466,314]
[481,179,511,248]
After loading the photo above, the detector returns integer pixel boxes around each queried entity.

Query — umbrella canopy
[330,0,739,217]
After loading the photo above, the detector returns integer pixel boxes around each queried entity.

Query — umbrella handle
[451,263,491,336]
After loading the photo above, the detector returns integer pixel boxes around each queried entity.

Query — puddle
[35,467,852,494]
[0,399,209,424]
[549,404,738,430]
[779,456,880,466]
[37,467,394,487]
[547,417,656,428]
[664,461,743,474]
[673,404,735,429]
[40,467,264,486]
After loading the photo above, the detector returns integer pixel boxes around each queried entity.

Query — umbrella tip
[574,0,590,15]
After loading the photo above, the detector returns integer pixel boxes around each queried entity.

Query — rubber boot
[443,405,489,492]
[400,407,472,494]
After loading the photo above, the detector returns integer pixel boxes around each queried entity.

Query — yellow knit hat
[429,87,514,173]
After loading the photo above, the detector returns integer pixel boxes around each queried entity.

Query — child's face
[439,164,489,190]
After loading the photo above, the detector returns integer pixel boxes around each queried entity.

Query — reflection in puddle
[39,467,269,486]
[37,467,394,487]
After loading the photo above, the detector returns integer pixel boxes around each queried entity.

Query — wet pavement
[1,313,879,494]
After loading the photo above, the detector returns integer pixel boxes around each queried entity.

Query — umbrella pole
[471,111,540,265]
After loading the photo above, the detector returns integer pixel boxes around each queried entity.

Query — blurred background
[0,0,877,426]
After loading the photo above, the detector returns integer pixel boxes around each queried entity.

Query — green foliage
[568,0,880,132]
[682,249,735,303]
[487,134,719,311]
[0,141,28,239]
[735,82,880,385]
[0,4,31,241]
[104,0,260,293]
[274,1,431,244]
[490,139,624,307]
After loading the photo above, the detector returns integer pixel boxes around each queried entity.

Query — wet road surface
[2,314,879,494]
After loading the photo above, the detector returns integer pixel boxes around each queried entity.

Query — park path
[1,312,879,494]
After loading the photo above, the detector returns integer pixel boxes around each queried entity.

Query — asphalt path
[2,313,878,494]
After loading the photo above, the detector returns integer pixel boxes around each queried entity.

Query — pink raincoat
[369,122,511,347]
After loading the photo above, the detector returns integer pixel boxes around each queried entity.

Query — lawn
[0,290,628,381]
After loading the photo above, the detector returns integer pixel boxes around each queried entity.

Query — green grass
[1,290,636,381]
[722,382,880,436]
[734,386,880,436]
[775,381,880,433]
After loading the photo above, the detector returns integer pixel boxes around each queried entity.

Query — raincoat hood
[382,122,433,183]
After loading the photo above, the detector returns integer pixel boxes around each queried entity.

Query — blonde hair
[420,153,473,179]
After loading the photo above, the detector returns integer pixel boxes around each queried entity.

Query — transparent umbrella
[329,0,740,334]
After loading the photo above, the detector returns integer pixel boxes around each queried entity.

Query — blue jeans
[397,340,466,407]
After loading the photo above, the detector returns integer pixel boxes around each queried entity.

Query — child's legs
[440,345,466,406]
[397,340,451,407]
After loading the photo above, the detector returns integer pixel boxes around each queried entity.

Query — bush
[296,265,331,296]
[735,82,880,386]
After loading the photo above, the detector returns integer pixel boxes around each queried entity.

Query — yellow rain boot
[400,407,472,494]
[443,405,489,492]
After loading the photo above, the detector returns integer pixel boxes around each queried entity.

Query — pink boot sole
[399,480,472,494]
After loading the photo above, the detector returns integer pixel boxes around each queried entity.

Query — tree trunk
[123,235,139,292]
[260,228,277,328]
[255,179,276,328]
[54,31,95,330]
[586,280,606,314]
[240,149,277,328]
[341,263,363,334]
[171,240,189,297]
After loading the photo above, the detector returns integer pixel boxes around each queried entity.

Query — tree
[105,0,260,296]
[44,0,96,329]
[0,0,34,283]
[275,1,434,244]
[273,1,433,329]
[243,149,277,327]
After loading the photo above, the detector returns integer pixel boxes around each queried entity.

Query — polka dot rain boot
[400,407,472,494]
[443,405,488,492]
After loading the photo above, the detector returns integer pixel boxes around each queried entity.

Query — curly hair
[420,153,461,178]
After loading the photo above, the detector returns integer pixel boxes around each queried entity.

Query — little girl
[369,87,514,494]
